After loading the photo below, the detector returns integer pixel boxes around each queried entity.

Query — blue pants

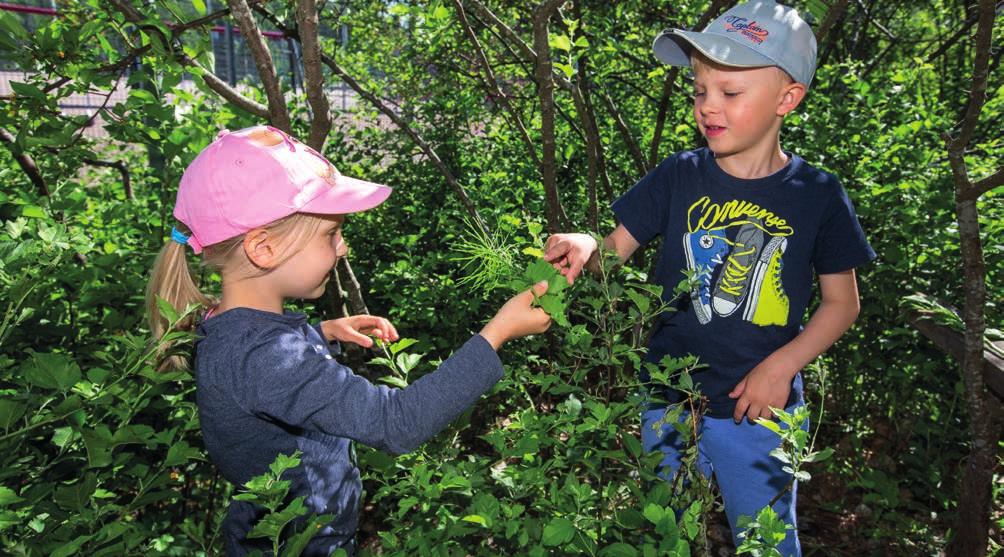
[640,400,805,556]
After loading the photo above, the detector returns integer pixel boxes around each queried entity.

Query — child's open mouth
[704,125,726,137]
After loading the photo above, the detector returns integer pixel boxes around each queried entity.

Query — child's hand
[543,233,598,284]
[321,315,399,348]
[728,355,798,423]
[479,281,552,350]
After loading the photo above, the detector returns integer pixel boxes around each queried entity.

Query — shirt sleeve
[239,331,503,455]
[611,157,675,245]
[310,322,341,355]
[812,181,876,275]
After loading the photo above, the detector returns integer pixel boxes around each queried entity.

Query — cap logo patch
[723,16,769,45]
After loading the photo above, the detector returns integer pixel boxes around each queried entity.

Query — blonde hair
[146,213,329,370]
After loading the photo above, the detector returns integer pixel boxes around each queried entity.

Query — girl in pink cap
[146,125,550,556]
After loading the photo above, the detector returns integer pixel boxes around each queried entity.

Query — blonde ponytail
[146,225,213,371]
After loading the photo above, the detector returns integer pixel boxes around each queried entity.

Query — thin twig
[0,128,48,197]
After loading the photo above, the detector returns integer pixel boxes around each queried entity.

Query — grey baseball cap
[653,1,817,87]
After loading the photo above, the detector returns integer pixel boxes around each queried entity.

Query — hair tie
[171,227,190,246]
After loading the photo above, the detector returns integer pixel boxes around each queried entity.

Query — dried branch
[319,53,487,234]
[225,0,292,131]
[296,0,332,150]
[0,128,48,197]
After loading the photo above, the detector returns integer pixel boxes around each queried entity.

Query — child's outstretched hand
[321,315,399,348]
[543,233,598,284]
[479,281,552,350]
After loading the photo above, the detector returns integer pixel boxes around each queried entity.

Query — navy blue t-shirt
[613,148,875,417]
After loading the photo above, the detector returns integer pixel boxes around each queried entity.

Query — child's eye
[724,91,740,97]
[694,91,706,97]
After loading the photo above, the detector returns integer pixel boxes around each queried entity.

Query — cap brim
[654,29,777,69]
[299,175,393,215]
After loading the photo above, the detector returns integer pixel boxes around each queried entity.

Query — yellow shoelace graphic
[718,244,756,296]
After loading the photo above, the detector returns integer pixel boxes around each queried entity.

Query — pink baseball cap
[173,125,392,253]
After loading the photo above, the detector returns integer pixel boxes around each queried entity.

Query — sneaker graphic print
[684,196,793,327]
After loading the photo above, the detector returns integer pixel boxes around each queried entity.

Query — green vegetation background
[0,0,1000,555]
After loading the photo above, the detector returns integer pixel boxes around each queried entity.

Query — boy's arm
[545,224,640,283]
[730,269,862,423]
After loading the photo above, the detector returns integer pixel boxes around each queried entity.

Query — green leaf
[462,514,488,526]
[51,534,95,557]
[600,543,638,557]
[803,447,835,463]
[9,81,46,101]
[621,434,642,458]
[21,205,46,219]
[0,400,27,429]
[156,296,179,325]
[247,496,309,540]
[164,440,200,466]
[642,503,664,525]
[0,10,29,41]
[282,513,335,557]
[754,417,782,434]
[554,62,575,79]
[388,338,419,355]
[541,517,575,546]
[54,474,97,511]
[0,486,22,507]
[550,34,572,51]
[22,352,81,391]
[191,0,206,16]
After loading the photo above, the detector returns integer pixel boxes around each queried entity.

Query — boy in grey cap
[545,2,874,554]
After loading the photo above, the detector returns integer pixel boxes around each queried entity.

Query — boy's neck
[713,140,790,180]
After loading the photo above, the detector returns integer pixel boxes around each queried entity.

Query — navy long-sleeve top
[194,307,503,555]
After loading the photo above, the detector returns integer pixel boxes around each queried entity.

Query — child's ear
[243,228,278,269]
[777,82,807,117]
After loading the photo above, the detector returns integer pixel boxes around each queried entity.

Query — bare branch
[598,90,647,178]
[816,0,850,45]
[648,0,730,168]
[170,7,232,36]
[319,53,487,234]
[533,0,570,233]
[83,158,133,200]
[942,1,1000,554]
[464,0,573,93]
[184,56,270,118]
[464,0,536,62]
[105,1,270,119]
[0,128,48,197]
[225,0,292,131]
[452,0,539,167]
[296,0,332,151]
[964,166,1004,201]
